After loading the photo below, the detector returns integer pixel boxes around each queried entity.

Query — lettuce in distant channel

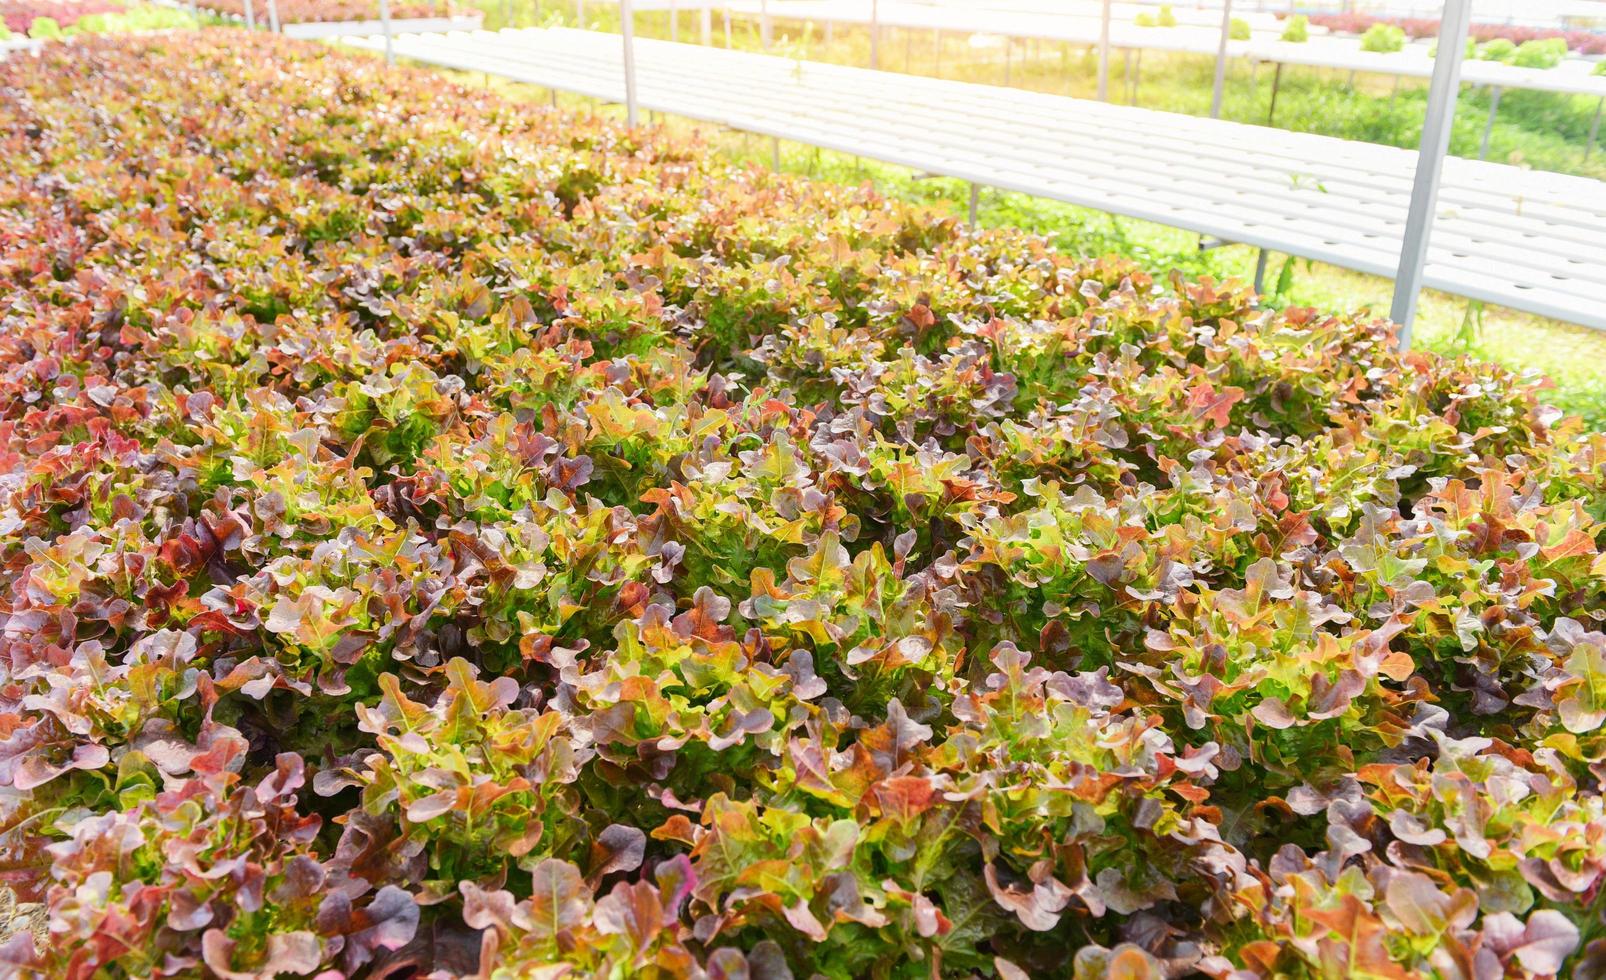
[192,0,463,23]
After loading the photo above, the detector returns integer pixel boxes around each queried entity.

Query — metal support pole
[1130,48,1142,103]
[1479,86,1501,161]
[243,0,255,29]
[1266,62,1283,124]
[1097,0,1111,101]
[576,0,584,27]
[669,0,677,42]
[870,0,879,69]
[267,0,278,32]
[379,0,393,64]
[723,3,731,47]
[621,0,638,126]
[1005,38,1012,86]
[1390,0,1472,348]
[1253,248,1269,294]
[1210,0,1234,119]
[772,136,781,170]
[188,0,199,23]
[760,0,771,48]
[701,4,711,44]
[969,183,980,224]
[1586,96,1604,166]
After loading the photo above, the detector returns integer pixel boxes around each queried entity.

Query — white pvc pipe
[244,0,255,29]
[267,0,279,32]
[1390,0,1473,346]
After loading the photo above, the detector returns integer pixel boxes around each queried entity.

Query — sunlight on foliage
[0,32,1603,979]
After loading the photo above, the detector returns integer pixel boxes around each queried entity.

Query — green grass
[446,5,1606,428]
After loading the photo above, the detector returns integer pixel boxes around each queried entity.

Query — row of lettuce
[1310,12,1606,56]
[0,0,458,37]
[0,0,118,34]
[2,31,1606,980]
[192,0,458,23]
[0,4,198,39]
[1131,4,1604,72]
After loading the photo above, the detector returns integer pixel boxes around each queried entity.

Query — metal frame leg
[969,183,980,224]
[379,0,392,64]
[1479,86,1501,161]
[1266,62,1283,124]
[1587,96,1604,166]
[1390,0,1472,347]
[1210,0,1233,119]
[869,0,879,69]
[1097,0,1110,102]
[621,0,638,126]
